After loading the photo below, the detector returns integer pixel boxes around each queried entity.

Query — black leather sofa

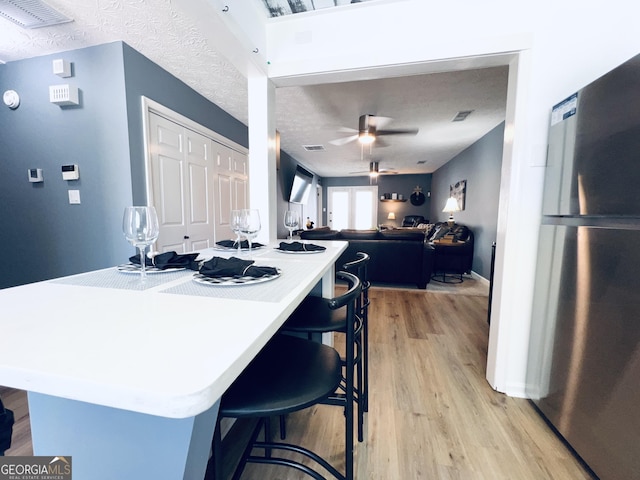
[300,228,434,289]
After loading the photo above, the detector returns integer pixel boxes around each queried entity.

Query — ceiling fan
[329,114,419,146]
[349,161,398,177]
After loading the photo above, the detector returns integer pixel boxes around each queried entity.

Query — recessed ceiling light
[0,0,72,29]
[303,145,325,152]
[452,110,474,122]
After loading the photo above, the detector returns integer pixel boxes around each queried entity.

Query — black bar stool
[280,252,370,443]
[206,271,362,480]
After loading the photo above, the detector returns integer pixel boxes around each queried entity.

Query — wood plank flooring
[1,284,594,479]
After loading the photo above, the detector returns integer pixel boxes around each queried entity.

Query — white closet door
[148,113,215,253]
[213,143,248,241]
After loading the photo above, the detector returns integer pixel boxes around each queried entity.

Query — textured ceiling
[276,67,508,177]
[0,0,250,124]
[0,0,509,178]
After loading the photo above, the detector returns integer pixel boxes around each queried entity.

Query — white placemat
[51,268,192,291]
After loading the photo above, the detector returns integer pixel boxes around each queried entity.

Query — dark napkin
[216,239,264,249]
[129,251,200,270]
[199,256,278,278]
[278,241,326,252]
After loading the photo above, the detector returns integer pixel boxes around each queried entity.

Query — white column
[247,65,278,244]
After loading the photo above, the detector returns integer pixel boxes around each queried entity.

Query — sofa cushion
[300,228,341,240]
[378,229,425,241]
[338,229,380,240]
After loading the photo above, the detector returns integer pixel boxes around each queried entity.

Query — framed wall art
[450,179,466,211]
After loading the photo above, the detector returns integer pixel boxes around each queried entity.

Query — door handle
[184,235,190,239]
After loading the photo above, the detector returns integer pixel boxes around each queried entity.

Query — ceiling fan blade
[329,134,358,146]
[376,127,419,136]
[337,126,358,134]
[369,115,393,129]
[373,137,390,148]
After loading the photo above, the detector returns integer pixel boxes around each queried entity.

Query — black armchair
[401,215,427,227]
[430,224,474,283]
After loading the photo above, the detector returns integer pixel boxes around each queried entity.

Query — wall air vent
[0,0,72,29]
[452,110,474,122]
[303,145,325,152]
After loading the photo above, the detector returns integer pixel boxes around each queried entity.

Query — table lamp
[442,197,460,227]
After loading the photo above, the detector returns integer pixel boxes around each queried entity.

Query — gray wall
[0,43,132,288]
[323,174,433,227]
[430,122,504,279]
[0,42,248,288]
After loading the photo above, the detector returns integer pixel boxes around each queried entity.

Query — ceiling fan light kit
[369,161,379,177]
[330,114,419,147]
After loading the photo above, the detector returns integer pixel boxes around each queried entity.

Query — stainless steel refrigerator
[527,53,640,480]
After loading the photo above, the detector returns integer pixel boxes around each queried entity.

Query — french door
[327,186,378,230]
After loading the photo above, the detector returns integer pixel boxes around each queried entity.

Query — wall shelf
[380,199,407,202]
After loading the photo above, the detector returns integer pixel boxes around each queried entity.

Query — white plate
[117,264,185,274]
[274,247,325,254]
[192,268,281,286]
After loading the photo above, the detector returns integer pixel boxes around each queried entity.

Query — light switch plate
[68,190,81,204]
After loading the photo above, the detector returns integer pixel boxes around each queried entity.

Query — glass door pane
[354,189,375,229]
[329,189,350,231]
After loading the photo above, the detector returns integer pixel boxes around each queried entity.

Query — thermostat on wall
[62,164,79,180]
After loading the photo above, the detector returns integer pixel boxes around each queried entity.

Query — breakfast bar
[0,241,347,479]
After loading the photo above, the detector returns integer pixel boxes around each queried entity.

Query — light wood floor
[1,285,594,479]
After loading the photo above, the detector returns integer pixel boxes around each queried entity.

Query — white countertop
[0,241,347,419]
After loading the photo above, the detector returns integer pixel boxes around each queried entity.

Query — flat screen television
[289,165,314,204]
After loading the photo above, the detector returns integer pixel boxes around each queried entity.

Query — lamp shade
[387,212,396,220]
[442,197,460,213]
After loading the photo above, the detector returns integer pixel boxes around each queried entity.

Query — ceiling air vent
[303,145,325,152]
[0,0,72,29]
[452,110,474,122]
[417,160,426,164]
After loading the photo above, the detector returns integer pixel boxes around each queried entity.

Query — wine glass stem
[139,246,147,282]
[248,237,252,257]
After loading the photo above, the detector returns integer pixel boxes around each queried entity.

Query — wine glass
[239,209,261,257]
[284,210,299,240]
[230,209,243,255]
[122,206,160,282]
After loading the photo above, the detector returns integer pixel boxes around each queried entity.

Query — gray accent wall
[0,43,131,288]
[430,122,504,279]
[0,42,248,289]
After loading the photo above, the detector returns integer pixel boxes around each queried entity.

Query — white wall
[252,1,640,396]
